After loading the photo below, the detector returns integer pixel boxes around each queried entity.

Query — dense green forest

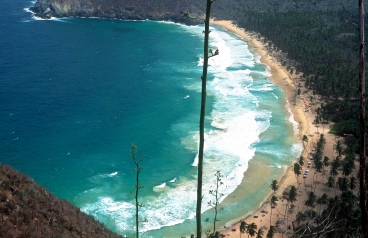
[235,10,362,142]
[214,5,368,238]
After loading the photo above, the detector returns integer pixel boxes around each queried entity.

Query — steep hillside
[29,0,359,23]
[0,163,122,238]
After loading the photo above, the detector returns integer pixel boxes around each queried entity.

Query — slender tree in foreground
[130,144,144,238]
[345,2,368,235]
[206,171,224,236]
[187,1,218,237]
[181,1,219,236]
[358,1,368,235]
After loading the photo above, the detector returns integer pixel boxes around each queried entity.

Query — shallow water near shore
[1,0,302,236]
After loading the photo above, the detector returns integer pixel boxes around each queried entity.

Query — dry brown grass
[0,163,122,238]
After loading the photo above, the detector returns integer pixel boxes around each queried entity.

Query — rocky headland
[29,0,210,24]
[29,0,360,24]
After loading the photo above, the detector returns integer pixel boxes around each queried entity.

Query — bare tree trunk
[359,1,368,236]
[270,207,272,229]
[197,1,213,237]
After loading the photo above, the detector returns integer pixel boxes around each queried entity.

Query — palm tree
[350,176,357,190]
[288,186,297,204]
[256,228,264,238]
[341,160,353,177]
[240,221,247,238]
[315,160,323,173]
[326,176,335,196]
[293,162,302,188]
[314,117,320,134]
[330,157,340,177]
[298,156,304,167]
[337,177,349,192]
[269,180,279,195]
[246,222,257,238]
[317,193,328,213]
[286,186,297,227]
[313,160,323,192]
[333,140,343,157]
[323,156,330,173]
[302,135,308,148]
[266,226,276,238]
[305,192,317,207]
[269,195,279,228]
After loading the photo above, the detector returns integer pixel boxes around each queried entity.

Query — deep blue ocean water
[0,0,302,237]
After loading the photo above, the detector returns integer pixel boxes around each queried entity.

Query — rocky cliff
[29,0,362,25]
[29,0,210,24]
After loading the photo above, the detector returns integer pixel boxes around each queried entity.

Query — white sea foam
[153,183,166,192]
[108,172,118,177]
[291,142,304,156]
[87,172,118,183]
[192,154,198,167]
[249,83,274,92]
[285,99,299,134]
[156,183,166,188]
[80,23,298,234]
[24,6,71,22]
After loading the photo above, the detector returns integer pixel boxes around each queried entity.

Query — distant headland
[29,0,206,24]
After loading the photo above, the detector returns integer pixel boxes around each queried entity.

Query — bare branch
[340,17,358,27]
[208,49,219,59]
[180,11,205,22]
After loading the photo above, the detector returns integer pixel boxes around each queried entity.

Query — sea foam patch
[77,24,268,233]
[78,23,297,235]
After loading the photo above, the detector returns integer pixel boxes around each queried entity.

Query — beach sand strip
[210,20,340,238]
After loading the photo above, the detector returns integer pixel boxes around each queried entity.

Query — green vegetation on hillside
[231,9,365,144]
[218,5,368,237]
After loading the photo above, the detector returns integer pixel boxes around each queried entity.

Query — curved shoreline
[20,7,335,235]
[210,20,337,237]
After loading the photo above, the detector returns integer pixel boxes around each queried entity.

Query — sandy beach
[210,20,340,237]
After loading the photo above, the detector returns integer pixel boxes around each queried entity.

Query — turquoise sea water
[0,0,302,237]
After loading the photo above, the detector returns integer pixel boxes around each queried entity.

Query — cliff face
[29,0,362,25]
[30,0,207,24]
